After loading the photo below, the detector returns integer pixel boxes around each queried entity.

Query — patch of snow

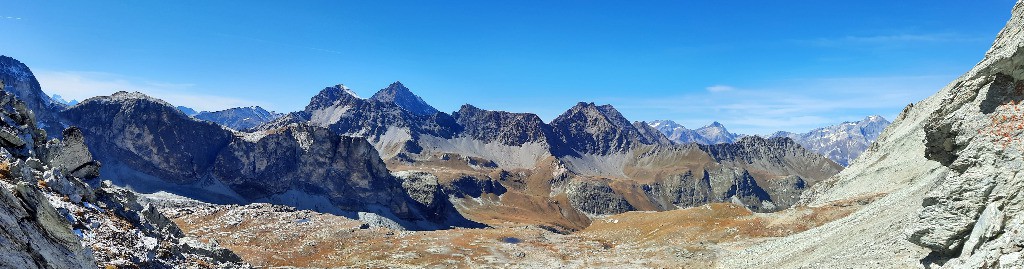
[309,105,352,125]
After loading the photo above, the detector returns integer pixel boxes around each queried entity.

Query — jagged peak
[369,81,439,116]
[458,103,480,111]
[305,84,364,112]
[386,81,407,90]
[337,84,361,98]
[649,120,688,130]
[863,115,888,123]
[553,102,633,129]
[704,121,726,128]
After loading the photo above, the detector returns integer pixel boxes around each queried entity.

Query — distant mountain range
[648,116,891,166]
[176,105,284,131]
[50,94,78,106]
[771,116,890,166]
[194,106,283,131]
[649,120,745,145]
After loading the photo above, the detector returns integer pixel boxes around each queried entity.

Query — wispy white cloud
[35,70,264,112]
[608,75,955,135]
[705,85,735,93]
[802,33,986,47]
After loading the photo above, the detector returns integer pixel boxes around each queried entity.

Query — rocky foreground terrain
[0,80,249,268]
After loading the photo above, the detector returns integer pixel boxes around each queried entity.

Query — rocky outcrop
[0,81,246,268]
[698,136,843,186]
[906,2,1024,266]
[213,124,418,220]
[369,81,440,116]
[63,92,235,185]
[62,91,473,230]
[640,167,776,212]
[390,171,487,228]
[772,115,891,166]
[194,106,283,131]
[451,104,556,146]
[565,179,636,215]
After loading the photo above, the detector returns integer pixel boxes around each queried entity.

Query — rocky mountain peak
[551,102,667,155]
[649,120,684,130]
[304,84,362,113]
[864,115,885,122]
[369,81,439,116]
[696,121,741,144]
[0,55,66,136]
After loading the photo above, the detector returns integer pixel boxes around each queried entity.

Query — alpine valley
[2,1,1024,268]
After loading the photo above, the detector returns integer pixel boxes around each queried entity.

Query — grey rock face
[63,92,234,185]
[0,81,247,268]
[43,127,100,179]
[369,81,440,116]
[697,136,841,209]
[565,179,636,215]
[772,115,891,166]
[64,91,472,230]
[0,55,66,137]
[391,171,487,228]
[642,168,776,212]
[879,2,1024,267]
[633,121,674,146]
[452,104,555,146]
[442,175,507,199]
[393,171,445,209]
[213,124,417,219]
[194,106,283,131]
[0,182,94,269]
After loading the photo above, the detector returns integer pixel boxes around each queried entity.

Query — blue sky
[0,1,1015,134]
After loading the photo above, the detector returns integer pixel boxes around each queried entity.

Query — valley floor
[153,193,879,268]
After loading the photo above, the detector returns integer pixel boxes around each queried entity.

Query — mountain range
[0,56,846,233]
[4,1,1024,267]
[649,116,891,166]
[193,106,283,131]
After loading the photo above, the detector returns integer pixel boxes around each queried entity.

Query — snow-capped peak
[336,84,360,98]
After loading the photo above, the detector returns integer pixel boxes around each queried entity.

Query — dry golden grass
[167,194,879,268]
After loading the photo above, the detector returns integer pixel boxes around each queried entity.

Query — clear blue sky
[0,1,1015,134]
